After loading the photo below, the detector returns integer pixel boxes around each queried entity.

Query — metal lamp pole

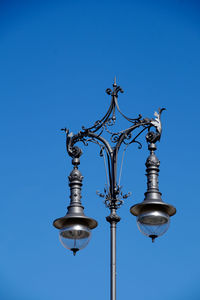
[53,79,176,300]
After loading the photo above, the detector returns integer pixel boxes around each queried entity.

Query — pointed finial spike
[150,235,157,243]
[71,248,79,256]
[113,76,117,87]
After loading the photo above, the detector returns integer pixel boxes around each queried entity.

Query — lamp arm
[115,122,151,153]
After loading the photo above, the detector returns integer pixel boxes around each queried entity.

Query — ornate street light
[53,78,176,300]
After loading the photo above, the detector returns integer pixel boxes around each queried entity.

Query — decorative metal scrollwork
[62,79,165,210]
[97,185,132,209]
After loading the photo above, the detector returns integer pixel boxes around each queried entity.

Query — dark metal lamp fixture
[53,156,97,256]
[53,78,176,300]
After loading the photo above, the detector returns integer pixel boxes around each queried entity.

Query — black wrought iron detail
[61,128,83,158]
[62,79,165,212]
[81,78,143,140]
[97,185,131,209]
[79,136,106,156]
[106,212,121,224]
[146,131,160,144]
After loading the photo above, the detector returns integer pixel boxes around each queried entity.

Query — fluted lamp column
[53,157,97,255]
[130,132,176,242]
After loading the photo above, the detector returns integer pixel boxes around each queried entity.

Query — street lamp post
[53,78,176,300]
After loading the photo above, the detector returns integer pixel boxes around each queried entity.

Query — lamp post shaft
[111,218,117,300]
[107,208,120,300]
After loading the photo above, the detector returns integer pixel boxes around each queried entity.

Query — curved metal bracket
[62,79,165,210]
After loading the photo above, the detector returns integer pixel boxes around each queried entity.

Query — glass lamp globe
[137,209,170,242]
[59,224,91,255]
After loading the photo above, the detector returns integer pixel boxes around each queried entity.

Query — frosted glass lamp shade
[137,209,170,242]
[59,224,91,255]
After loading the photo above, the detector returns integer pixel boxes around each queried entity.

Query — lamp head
[53,213,97,255]
[59,224,91,255]
[130,201,176,242]
[136,208,170,242]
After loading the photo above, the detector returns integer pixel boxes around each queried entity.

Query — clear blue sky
[0,0,200,299]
